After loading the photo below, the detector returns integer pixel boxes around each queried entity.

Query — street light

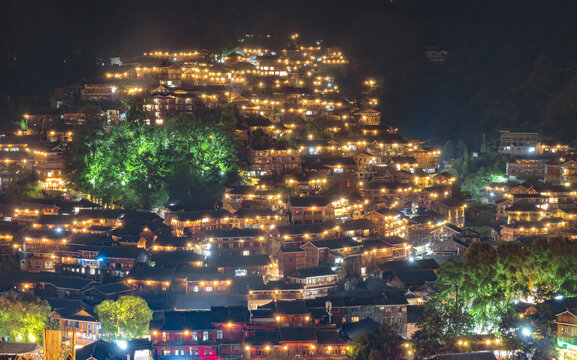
[521,327,532,337]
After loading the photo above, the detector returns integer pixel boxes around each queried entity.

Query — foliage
[4,164,44,203]
[0,291,54,344]
[67,108,244,209]
[0,95,19,129]
[319,179,340,196]
[412,303,473,358]
[95,295,152,341]
[448,138,507,200]
[249,128,272,148]
[498,301,557,359]
[461,242,509,333]
[275,135,296,147]
[49,87,76,108]
[347,323,404,360]
[412,260,474,358]
[465,202,496,228]
[194,106,237,134]
[527,237,577,299]
[302,122,333,141]
[415,237,577,356]
[0,256,20,273]
[123,92,153,124]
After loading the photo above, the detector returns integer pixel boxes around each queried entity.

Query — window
[192,332,198,341]
[242,250,250,256]
[216,330,223,339]
[351,317,360,322]
[193,286,199,293]
[203,331,209,341]
[205,286,213,292]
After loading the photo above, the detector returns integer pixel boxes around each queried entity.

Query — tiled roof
[340,317,380,340]
[287,267,337,278]
[160,311,214,331]
[205,228,265,238]
[308,237,361,250]
[289,196,333,207]
[245,329,280,346]
[127,265,175,282]
[0,342,41,355]
[279,327,316,342]
[210,306,249,323]
[277,222,336,235]
[207,254,270,268]
[97,246,148,260]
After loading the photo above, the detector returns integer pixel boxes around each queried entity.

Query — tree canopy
[0,291,54,344]
[413,237,577,358]
[95,295,153,341]
[348,323,405,360]
[66,107,244,209]
[0,164,44,204]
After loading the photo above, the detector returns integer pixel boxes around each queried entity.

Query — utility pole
[325,301,333,323]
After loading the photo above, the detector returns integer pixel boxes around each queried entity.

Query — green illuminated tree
[416,237,577,357]
[413,260,474,358]
[67,108,244,209]
[95,295,152,341]
[527,237,577,300]
[496,242,530,300]
[0,291,54,344]
[461,242,508,333]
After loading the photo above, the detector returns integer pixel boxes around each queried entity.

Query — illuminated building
[429,199,466,228]
[204,228,268,257]
[556,308,577,360]
[151,308,248,359]
[498,130,541,155]
[246,145,301,177]
[288,196,334,225]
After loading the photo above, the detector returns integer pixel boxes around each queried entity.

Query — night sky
[3,0,577,142]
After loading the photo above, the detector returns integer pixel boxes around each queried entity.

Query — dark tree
[348,323,405,360]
